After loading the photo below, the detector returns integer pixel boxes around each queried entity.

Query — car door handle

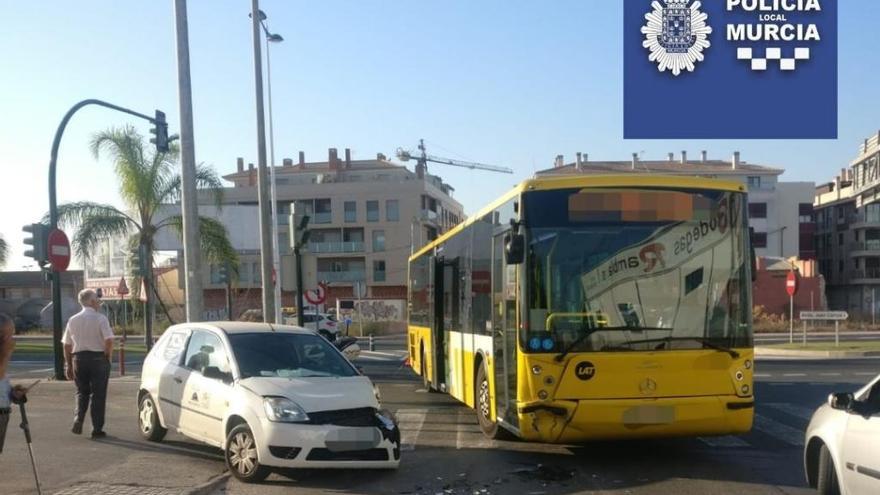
[173,376,183,384]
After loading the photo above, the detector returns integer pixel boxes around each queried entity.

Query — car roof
[168,321,316,336]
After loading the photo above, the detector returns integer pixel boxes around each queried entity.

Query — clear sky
[0,0,875,270]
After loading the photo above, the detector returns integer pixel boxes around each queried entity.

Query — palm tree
[53,125,238,342]
[0,234,8,268]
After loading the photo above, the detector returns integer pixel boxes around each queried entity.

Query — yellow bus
[407,175,755,442]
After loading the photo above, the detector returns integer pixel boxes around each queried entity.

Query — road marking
[697,436,750,448]
[754,373,772,377]
[819,373,841,376]
[361,350,407,358]
[753,414,805,447]
[764,403,816,422]
[855,372,877,377]
[455,407,494,450]
[396,408,428,451]
[783,373,807,377]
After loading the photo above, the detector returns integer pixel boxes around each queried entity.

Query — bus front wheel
[476,364,505,439]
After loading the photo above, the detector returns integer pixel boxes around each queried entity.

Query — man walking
[62,289,114,438]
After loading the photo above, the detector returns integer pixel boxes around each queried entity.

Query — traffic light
[289,204,311,251]
[129,244,148,278]
[22,223,48,266]
[218,263,229,284]
[149,110,169,153]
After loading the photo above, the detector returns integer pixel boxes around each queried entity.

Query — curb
[183,472,230,495]
[755,346,880,358]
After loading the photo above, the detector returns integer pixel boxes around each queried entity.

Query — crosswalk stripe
[455,407,494,450]
[697,435,750,448]
[764,403,816,422]
[396,408,428,451]
[753,414,805,447]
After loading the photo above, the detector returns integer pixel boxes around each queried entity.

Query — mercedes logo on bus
[639,378,658,395]
[575,361,596,381]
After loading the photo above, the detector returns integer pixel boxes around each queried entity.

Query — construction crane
[396,139,513,175]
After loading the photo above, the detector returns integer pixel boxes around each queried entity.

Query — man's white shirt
[61,307,114,353]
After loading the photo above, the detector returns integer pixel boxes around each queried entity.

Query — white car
[137,322,400,482]
[804,373,880,495]
[290,313,340,340]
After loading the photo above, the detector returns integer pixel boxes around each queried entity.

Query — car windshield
[228,332,357,379]
[523,187,753,354]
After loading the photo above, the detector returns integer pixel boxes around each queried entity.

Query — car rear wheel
[138,393,167,442]
[817,443,841,495]
[226,424,271,483]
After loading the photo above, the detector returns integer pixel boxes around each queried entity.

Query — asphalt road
[2,337,877,495]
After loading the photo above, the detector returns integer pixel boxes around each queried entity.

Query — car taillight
[326,321,336,327]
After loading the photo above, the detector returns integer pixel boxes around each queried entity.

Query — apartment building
[814,131,880,317]
[190,148,464,312]
[535,151,816,260]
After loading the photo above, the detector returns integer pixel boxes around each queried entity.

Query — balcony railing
[849,241,880,252]
[849,269,880,280]
[307,241,364,253]
[316,270,366,283]
[312,212,332,224]
[419,209,439,223]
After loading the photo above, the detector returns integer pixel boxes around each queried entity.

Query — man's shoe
[71,421,83,435]
[90,430,106,439]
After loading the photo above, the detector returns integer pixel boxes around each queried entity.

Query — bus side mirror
[505,233,524,265]
[749,227,757,282]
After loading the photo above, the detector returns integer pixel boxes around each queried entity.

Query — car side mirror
[203,366,232,384]
[504,233,524,265]
[828,392,854,411]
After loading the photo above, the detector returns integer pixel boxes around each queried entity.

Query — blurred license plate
[622,406,675,425]
[325,427,380,452]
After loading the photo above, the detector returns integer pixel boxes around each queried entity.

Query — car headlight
[373,384,382,404]
[376,409,397,431]
[263,397,310,423]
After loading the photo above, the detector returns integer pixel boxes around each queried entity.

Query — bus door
[493,233,519,429]
[432,257,455,392]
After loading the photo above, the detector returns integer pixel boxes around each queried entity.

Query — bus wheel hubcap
[480,379,490,419]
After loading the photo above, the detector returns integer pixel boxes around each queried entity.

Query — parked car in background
[804,373,880,495]
[137,322,400,482]
[300,313,340,340]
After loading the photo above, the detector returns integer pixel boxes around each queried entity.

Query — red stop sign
[786,270,798,297]
[47,228,71,272]
[117,277,130,296]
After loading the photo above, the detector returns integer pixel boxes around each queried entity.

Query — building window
[386,199,399,222]
[372,230,385,252]
[838,233,844,246]
[752,232,767,248]
[373,260,386,282]
[344,201,357,223]
[748,203,767,219]
[799,203,814,223]
[367,200,379,222]
[314,198,332,224]
[747,176,761,189]
[252,262,261,283]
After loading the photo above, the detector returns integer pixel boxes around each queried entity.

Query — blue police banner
[624,0,838,139]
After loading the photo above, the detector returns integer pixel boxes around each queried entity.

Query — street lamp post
[250,0,275,322]
[261,18,284,325]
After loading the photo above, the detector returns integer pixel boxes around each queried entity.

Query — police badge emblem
[641,0,712,76]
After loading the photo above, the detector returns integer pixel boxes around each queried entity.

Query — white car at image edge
[137,322,400,482]
[804,373,880,495]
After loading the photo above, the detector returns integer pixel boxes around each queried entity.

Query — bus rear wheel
[475,364,506,439]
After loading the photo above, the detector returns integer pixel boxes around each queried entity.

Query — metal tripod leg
[18,402,42,495]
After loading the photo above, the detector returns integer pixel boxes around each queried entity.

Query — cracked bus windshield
[523,187,752,354]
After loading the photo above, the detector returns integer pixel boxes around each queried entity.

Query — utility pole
[251,0,275,322]
[173,0,204,323]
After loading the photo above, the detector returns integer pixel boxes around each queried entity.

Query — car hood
[238,375,378,412]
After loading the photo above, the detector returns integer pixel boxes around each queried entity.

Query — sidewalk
[2,379,226,495]
[755,346,880,359]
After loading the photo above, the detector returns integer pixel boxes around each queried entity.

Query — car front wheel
[226,424,271,483]
[138,393,167,442]
[817,443,841,495]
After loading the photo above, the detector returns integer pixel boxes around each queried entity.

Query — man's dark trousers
[73,351,110,431]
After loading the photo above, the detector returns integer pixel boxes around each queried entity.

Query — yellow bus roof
[409,174,746,262]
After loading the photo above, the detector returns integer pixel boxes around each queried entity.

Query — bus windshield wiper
[601,336,740,358]
[553,326,665,363]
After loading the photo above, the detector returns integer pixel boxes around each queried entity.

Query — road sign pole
[835,321,839,347]
[802,320,807,346]
[789,295,794,344]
